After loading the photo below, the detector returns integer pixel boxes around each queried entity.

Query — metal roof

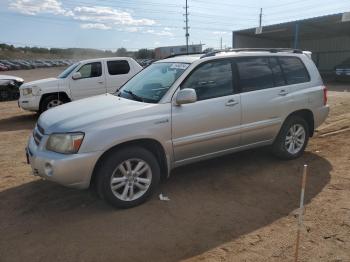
[233,12,350,40]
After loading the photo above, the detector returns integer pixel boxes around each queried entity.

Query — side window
[269,57,286,87]
[279,57,310,85]
[236,57,274,92]
[181,60,233,101]
[78,62,102,78]
[107,60,130,75]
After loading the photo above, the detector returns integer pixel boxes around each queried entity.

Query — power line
[191,0,257,9]
[263,0,311,9]
[265,2,350,16]
[0,12,245,32]
[190,12,257,21]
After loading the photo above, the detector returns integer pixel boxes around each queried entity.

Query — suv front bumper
[19,96,40,111]
[26,134,101,189]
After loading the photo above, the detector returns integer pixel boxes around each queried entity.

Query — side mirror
[72,72,82,80]
[175,88,197,105]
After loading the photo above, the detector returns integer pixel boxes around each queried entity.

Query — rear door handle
[279,90,288,96]
[226,99,239,106]
[98,81,104,84]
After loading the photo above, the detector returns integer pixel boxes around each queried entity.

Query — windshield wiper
[122,90,145,102]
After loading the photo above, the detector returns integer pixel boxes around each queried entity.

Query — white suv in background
[19,57,142,112]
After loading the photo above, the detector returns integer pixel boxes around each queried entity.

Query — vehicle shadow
[0,113,37,132]
[0,149,331,262]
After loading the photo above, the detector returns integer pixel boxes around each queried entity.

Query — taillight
[323,86,328,105]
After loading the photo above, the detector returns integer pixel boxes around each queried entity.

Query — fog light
[44,162,53,176]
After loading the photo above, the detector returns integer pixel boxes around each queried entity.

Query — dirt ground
[0,68,349,262]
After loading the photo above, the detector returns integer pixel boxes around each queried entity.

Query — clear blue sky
[0,0,349,51]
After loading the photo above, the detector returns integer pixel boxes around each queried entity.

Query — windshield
[58,62,80,79]
[118,62,189,103]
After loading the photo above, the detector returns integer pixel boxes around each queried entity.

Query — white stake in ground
[294,164,308,262]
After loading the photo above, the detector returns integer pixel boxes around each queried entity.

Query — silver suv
[26,49,329,208]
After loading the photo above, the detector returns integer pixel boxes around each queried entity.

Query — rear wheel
[272,116,309,160]
[96,146,160,208]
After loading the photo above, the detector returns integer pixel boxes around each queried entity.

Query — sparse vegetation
[0,43,155,60]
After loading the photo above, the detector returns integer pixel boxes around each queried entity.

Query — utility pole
[255,8,263,34]
[220,37,222,50]
[184,0,190,54]
[259,8,262,28]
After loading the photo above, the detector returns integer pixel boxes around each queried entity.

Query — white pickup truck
[19,57,142,112]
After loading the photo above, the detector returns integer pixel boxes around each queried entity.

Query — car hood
[0,75,24,82]
[20,78,58,89]
[38,94,157,134]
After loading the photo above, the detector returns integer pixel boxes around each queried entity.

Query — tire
[96,146,160,208]
[272,115,309,160]
[40,94,65,113]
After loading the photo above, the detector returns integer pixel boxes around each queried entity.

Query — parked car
[61,60,71,66]
[0,75,24,101]
[0,63,9,71]
[13,60,31,70]
[45,60,57,67]
[25,60,37,69]
[335,58,350,82]
[0,60,21,70]
[19,57,142,112]
[19,60,35,69]
[26,49,329,208]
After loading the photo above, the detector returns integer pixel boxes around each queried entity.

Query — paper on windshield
[170,63,189,70]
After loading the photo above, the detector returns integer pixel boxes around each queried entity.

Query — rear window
[236,57,274,92]
[269,57,285,87]
[107,60,130,75]
[278,57,310,85]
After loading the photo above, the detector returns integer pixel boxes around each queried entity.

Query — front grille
[37,124,45,135]
[33,125,44,146]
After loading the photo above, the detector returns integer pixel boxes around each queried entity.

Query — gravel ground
[0,68,349,262]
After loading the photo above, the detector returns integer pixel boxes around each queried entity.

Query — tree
[135,49,155,59]
[116,48,128,57]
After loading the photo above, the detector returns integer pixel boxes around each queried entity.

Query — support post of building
[294,22,300,49]
[232,32,236,48]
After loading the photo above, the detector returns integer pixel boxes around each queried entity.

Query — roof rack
[200,48,303,58]
[164,52,204,59]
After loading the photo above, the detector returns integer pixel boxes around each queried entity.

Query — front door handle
[98,81,104,84]
[279,89,288,96]
[226,99,239,106]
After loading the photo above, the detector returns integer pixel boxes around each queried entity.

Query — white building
[155,44,203,59]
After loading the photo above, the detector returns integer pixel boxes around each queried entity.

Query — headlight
[46,132,84,154]
[22,86,40,96]
[22,88,32,96]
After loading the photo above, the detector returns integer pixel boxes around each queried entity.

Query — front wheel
[272,116,309,160]
[40,95,65,113]
[96,146,160,208]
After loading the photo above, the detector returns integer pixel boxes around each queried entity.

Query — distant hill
[0,44,154,60]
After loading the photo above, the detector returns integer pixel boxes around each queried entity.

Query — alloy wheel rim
[285,124,306,154]
[47,99,63,109]
[110,158,152,201]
